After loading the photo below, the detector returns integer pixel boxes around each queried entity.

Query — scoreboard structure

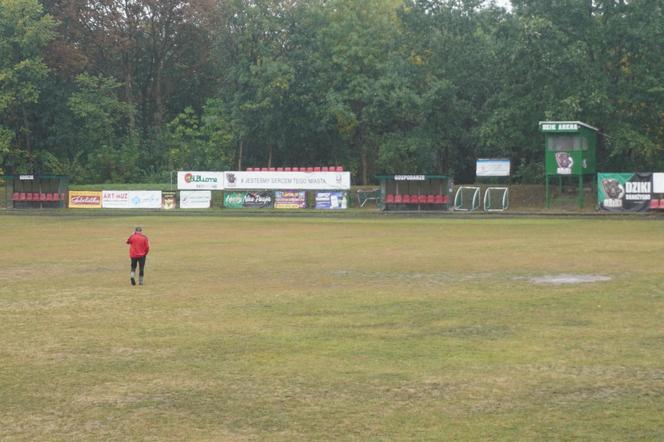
[539,121,599,208]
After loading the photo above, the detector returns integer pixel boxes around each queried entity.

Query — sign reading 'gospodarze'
[394,175,426,181]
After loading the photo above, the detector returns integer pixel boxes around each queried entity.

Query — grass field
[1,214,663,440]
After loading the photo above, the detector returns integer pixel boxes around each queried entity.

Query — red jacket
[126,233,150,258]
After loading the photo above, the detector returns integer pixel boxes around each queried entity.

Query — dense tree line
[1,0,663,183]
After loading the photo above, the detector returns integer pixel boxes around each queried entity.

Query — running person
[126,227,150,286]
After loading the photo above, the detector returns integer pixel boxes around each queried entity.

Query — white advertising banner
[653,173,664,194]
[180,190,212,209]
[102,190,130,208]
[476,159,511,177]
[102,190,162,208]
[128,191,162,208]
[177,171,224,190]
[224,171,351,190]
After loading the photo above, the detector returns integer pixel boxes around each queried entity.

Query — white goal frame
[483,186,509,212]
[454,186,481,211]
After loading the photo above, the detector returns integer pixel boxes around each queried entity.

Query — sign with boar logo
[598,173,652,212]
[555,152,573,175]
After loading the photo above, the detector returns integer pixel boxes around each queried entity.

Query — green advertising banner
[598,173,652,212]
[223,191,273,208]
[224,192,246,208]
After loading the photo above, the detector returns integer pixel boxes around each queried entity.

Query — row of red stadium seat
[385,194,449,204]
[649,199,664,209]
[12,192,65,202]
[246,166,344,172]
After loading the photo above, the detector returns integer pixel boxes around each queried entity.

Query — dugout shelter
[378,175,452,211]
[4,175,69,208]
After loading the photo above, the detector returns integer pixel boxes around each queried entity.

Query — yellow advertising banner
[68,191,102,209]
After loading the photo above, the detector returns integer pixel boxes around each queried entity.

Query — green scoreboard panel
[539,121,598,176]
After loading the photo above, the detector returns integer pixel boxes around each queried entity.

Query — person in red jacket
[126,226,150,286]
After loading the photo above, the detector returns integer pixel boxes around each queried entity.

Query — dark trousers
[130,256,147,276]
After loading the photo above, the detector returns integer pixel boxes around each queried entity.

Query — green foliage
[68,75,133,149]
[40,150,84,177]
[0,0,55,173]
[165,101,235,171]
[2,0,664,182]
[0,126,11,169]
[66,74,138,182]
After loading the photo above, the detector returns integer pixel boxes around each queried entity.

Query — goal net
[453,186,480,211]
[483,187,509,211]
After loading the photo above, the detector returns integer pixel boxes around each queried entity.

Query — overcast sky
[492,0,512,10]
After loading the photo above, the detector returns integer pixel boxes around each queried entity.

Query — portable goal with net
[453,186,481,211]
[483,186,509,211]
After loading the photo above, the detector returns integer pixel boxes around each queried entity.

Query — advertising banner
[315,192,348,209]
[69,191,102,209]
[224,171,351,190]
[653,173,664,194]
[223,191,273,208]
[177,171,224,190]
[162,191,176,209]
[101,190,162,208]
[179,190,211,209]
[598,173,652,212]
[223,192,245,209]
[476,159,511,177]
[274,191,306,209]
[102,190,130,208]
[244,191,273,208]
[128,191,162,209]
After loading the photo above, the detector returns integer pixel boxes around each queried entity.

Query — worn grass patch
[1,215,663,440]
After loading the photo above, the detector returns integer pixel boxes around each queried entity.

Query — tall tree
[0,0,56,173]
[44,0,215,133]
[314,0,403,183]
[67,73,138,182]
[212,0,301,169]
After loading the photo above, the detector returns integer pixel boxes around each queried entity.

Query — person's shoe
[139,277,144,286]
[131,277,136,286]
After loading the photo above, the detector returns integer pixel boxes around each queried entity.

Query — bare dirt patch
[523,274,611,285]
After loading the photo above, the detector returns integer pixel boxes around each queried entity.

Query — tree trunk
[439,145,449,174]
[353,120,368,185]
[153,58,164,127]
[124,52,135,133]
[237,139,244,170]
[22,107,32,171]
[267,144,273,167]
